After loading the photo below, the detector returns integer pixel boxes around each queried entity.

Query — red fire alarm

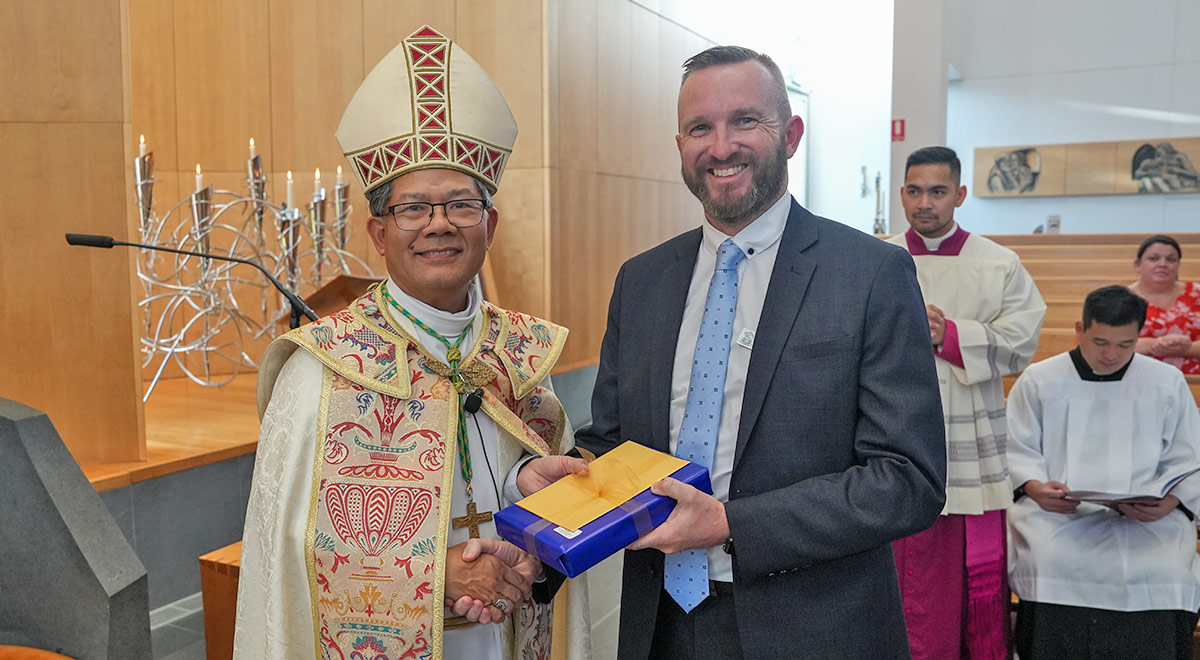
[892,119,905,142]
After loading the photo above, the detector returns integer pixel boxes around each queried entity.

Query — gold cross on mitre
[452,501,493,539]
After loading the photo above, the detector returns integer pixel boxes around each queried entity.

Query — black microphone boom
[64,233,116,248]
[64,232,318,325]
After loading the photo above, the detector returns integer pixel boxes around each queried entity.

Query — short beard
[682,136,789,228]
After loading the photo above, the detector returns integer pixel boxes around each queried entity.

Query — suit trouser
[648,581,744,660]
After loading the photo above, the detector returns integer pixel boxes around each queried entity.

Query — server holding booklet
[1006,285,1200,660]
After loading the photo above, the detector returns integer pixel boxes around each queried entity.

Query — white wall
[945,0,1200,235]
[890,0,951,233]
[782,1,895,233]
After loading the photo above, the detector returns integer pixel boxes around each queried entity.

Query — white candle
[314,167,322,194]
[336,165,344,186]
[286,170,294,208]
[194,164,204,192]
[139,135,147,158]
[249,137,256,159]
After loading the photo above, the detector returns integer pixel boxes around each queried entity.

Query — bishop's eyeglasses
[385,199,489,231]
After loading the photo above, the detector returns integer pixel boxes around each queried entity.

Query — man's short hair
[1137,234,1182,260]
[681,45,791,121]
[905,146,962,184]
[1082,285,1148,331]
[365,174,494,218]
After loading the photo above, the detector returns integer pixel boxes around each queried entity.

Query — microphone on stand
[65,232,318,327]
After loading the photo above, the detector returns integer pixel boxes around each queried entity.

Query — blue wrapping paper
[494,461,712,578]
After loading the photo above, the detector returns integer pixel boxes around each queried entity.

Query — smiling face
[1075,320,1139,375]
[901,163,967,238]
[1134,241,1181,288]
[366,168,497,312]
[676,60,803,233]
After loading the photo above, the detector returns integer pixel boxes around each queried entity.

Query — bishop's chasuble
[234,282,592,660]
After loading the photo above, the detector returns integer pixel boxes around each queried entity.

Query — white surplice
[888,230,1046,513]
[1006,352,1200,612]
[233,278,595,659]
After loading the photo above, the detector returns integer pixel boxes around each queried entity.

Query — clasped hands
[1025,479,1179,522]
[1149,334,1192,357]
[444,537,539,624]
[444,455,590,624]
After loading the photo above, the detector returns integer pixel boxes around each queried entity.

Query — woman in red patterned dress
[1130,234,1200,374]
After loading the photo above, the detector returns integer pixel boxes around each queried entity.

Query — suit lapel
[735,201,818,469]
[648,229,702,452]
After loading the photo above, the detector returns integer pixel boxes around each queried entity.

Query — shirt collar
[700,193,791,261]
[1069,346,1133,382]
[905,222,970,256]
[382,275,480,340]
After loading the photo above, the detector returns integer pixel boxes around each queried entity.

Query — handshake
[443,455,590,624]
[444,537,541,624]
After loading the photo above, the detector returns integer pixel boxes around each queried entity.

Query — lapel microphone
[464,388,484,414]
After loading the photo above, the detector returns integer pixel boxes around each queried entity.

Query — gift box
[494,441,712,578]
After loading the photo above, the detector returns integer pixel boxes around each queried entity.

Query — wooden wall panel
[268,0,364,174]
[628,7,663,181]
[491,167,549,319]
[549,169,600,371]
[545,0,717,370]
[129,0,178,173]
[595,0,634,178]
[362,0,457,68]
[549,0,598,171]
[173,0,272,173]
[0,123,144,463]
[0,0,125,123]
[456,0,546,170]
[1064,142,1118,196]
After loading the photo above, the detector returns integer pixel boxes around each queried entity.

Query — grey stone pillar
[0,399,151,660]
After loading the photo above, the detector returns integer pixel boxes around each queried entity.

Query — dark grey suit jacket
[575,200,946,659]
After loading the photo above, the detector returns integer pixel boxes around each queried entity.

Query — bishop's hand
[516,455,590,496]
[444,538,535,624]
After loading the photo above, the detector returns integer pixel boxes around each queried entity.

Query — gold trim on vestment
[430,376,460,660]
[307,366,334,658]
[479,393,552,459]
[481,301,570,402]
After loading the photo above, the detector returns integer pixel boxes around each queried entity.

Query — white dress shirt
[668,193,791,582]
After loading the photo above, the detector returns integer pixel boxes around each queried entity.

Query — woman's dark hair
[1136,234,1181,260]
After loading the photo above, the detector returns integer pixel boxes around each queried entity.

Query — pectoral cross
[452,501,493,539]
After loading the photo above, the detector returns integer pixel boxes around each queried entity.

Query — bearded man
[574,44,946,660]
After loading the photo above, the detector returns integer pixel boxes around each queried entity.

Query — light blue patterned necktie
[665,237,745,613]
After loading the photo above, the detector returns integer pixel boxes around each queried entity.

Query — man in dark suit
[574,45,946,659]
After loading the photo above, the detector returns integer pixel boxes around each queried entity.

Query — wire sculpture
[133,145,376,401]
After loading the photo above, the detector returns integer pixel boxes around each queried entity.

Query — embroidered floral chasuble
[266,287,567,660]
